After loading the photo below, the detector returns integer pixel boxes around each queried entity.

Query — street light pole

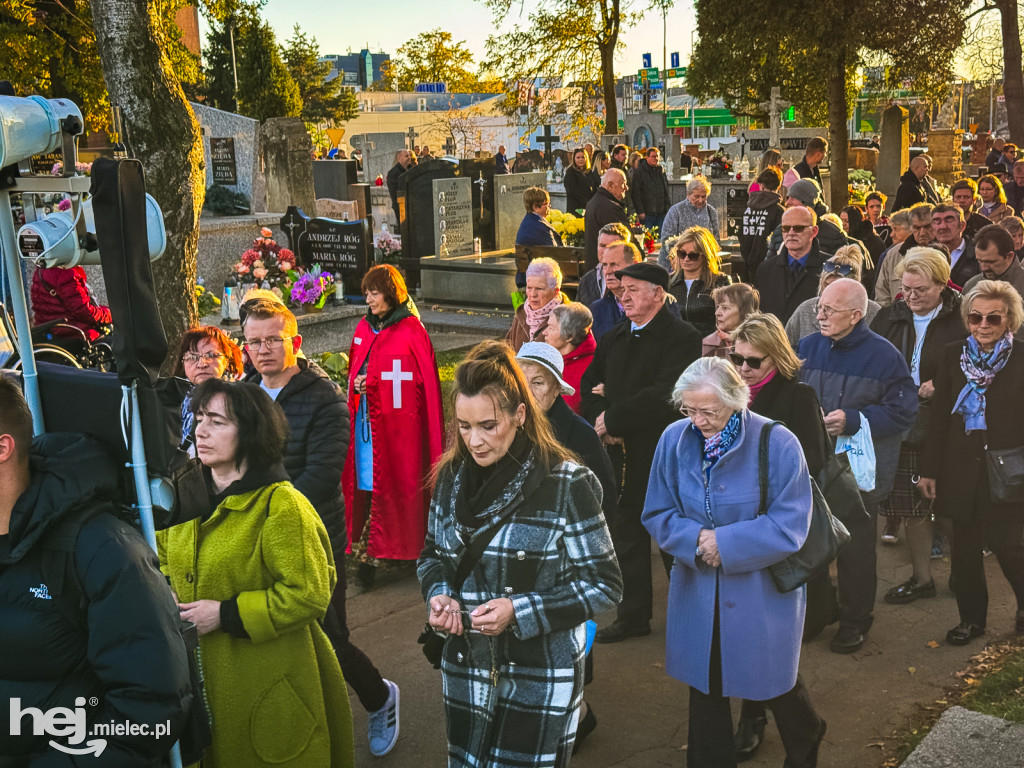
[663,5,667,117]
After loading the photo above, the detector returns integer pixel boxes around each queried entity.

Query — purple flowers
[289,265,335,308]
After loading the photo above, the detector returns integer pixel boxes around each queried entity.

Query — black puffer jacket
[630,160,671,217]
[0,433,191,766]
[564,166,597,214]
[248,358,350,553]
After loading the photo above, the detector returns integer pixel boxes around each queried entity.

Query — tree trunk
[998,0,1024,144]
[89,0,204,361]
[600,0,620,134]
[826,62,850,212]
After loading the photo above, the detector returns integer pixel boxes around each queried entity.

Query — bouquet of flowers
[195,284,221,316]
[848,169,875,205]
[374,229,402,264]
[708,152,733,179]
[233,227,295,282]
[629,214,660,255]
[549,209,585,247]
[289,264,336,309]
[51,161,92,176]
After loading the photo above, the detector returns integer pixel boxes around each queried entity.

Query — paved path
[344,526,1019,767]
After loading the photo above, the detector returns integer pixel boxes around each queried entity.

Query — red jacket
[562,332,596,414]
[31,266,111,341]
[342,310,445,561]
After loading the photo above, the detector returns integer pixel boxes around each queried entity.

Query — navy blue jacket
[589,293,624,341]
[798,321,917,503]
[516,211,563,248]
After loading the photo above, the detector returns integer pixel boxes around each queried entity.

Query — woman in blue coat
[642,357,826,768]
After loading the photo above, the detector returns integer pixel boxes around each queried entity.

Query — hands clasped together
[697,529,721,568]
[428,595,516,637]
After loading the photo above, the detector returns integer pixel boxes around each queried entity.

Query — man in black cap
[582,260,702,643]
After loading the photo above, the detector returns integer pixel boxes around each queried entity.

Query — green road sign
[664,67,688,78]
[637,67,661,82]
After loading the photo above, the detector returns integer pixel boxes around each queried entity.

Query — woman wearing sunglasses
[785,246,881,348]
[725,313,833,761]
[919,280,1024,645]
[667,226,731,336]
[869,249,966,603]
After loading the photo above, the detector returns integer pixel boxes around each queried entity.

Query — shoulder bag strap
[757,421,780,516]
[452,522,505,595]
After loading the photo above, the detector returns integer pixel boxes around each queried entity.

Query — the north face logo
[29,584,52,600]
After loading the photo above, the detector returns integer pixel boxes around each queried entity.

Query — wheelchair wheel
[10,344,83,370]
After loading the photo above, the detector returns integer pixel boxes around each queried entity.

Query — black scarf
[206,462,291,514]
[366,297,418,332]
[454,431,531,530]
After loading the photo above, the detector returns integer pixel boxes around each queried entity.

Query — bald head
[602,168,628,201]
[910,156,928,179]
[817,278,867,340]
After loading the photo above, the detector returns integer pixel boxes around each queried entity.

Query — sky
[226,0,698,75]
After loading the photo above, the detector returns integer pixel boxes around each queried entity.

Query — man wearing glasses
[798,278,918,654]
[242,299,401,755]
[755,206,829,324]
[931,204,980,290]
[875,203,937,306]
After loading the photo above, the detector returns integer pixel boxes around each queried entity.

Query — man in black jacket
[782,136,827,189]
[932,203,980,290]
[739,167,786,281]
[582,262,702,642]
[763,178,849,267]
[894,156,930,211]
[242,300,400,757]
[0,378,191,766]
[631,147,671,230]
[386,149,414,223]
[756,206,830,323]
[583,169,630,272]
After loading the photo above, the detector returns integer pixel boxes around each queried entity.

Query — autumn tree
[687,0,969,208]
[281,26,358,124]
[962,0,1024,143]
[481,0,647,140]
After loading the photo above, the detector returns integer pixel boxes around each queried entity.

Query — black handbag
[815,444,869,527]
[758,422,851,593]
[985,445,1024,503]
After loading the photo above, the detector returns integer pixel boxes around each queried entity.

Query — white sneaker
[367,679,400,757]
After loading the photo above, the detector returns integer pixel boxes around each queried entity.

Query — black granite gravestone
[297,217,371,294]
[726,187,750,239]
[458,157,497,251]
[511,150,545,173]
[397,157,459,288]
[279,206,310,251]
[211,138,238,185]
[312,159,359,200]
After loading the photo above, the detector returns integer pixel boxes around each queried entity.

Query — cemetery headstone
[459,156,498,251]
[971,132,991,165]
[433,177,475,258]
[397,158,459,287]
[877,105,909,213]
[927,129,965,184]
[192,102,261,214]
[535,126,561,167]
[350,132,408,190]
[261,117,316,214]
[210,138,238,185]
[279,206,310,252]
[512,150,545,173]
[312,159,358,200]
[297,217,371,295]
[725,187,749,239]
[494,171,548,250]
[349,183,372,222]
[316,199,359,221]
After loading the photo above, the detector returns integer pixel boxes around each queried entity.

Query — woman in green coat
[158,380,355,767]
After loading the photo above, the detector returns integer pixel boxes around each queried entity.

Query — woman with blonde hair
[978,174,1015,224]
[785,245,881,347]
[667,227,731,336]
[418,340,621,766]
[749,149,784,193]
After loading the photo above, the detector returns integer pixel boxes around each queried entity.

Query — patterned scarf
[524,295,562,338]
[954,332,1013,432]
[696,410,742,473]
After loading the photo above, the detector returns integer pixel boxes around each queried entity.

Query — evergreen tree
[281,26,359,124]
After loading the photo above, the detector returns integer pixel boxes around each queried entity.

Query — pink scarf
[524,295,562,338]
[747,369,778,404]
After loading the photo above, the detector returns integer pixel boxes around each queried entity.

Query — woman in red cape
[343,265,445,587]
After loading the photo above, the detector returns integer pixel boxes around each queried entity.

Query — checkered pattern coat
[418,455,622,768]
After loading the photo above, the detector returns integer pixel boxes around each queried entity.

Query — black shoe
[830,626,866,654]
[594,619,651,644]
[946,622,985,645]
[355,562,376,589]
[734,714,767,762]
[572,703,597,755]
[884,578,937,605]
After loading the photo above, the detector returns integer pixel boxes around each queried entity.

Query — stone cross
[406,126,419,151]
[381,358,413,408]
[758,87,791,150]
[475,171,486,217]
[442,136,457,156]
[535,125,561,168]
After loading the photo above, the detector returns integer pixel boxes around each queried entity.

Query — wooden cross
[758,87,791,150]
[406,126,419,150]
[535,125,561,167]
[442,136,457,156]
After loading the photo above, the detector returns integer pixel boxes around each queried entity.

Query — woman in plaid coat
[418,341,622,768]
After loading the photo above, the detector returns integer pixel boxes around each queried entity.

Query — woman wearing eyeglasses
[643,357,826,768]
[869,248,966,603]
[919,280,1024,645]
[702,283,760,359]
[725,313,833,761]
[667,227,732,337]
[785,246,881,348]
[173,326,245,452]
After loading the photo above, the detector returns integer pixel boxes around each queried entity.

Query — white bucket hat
[516,342,576,396]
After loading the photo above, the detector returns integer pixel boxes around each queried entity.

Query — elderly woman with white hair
[542,302,596,413]
[642,357,826,768]
[506,257,569,352]
[659,177,721,269]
